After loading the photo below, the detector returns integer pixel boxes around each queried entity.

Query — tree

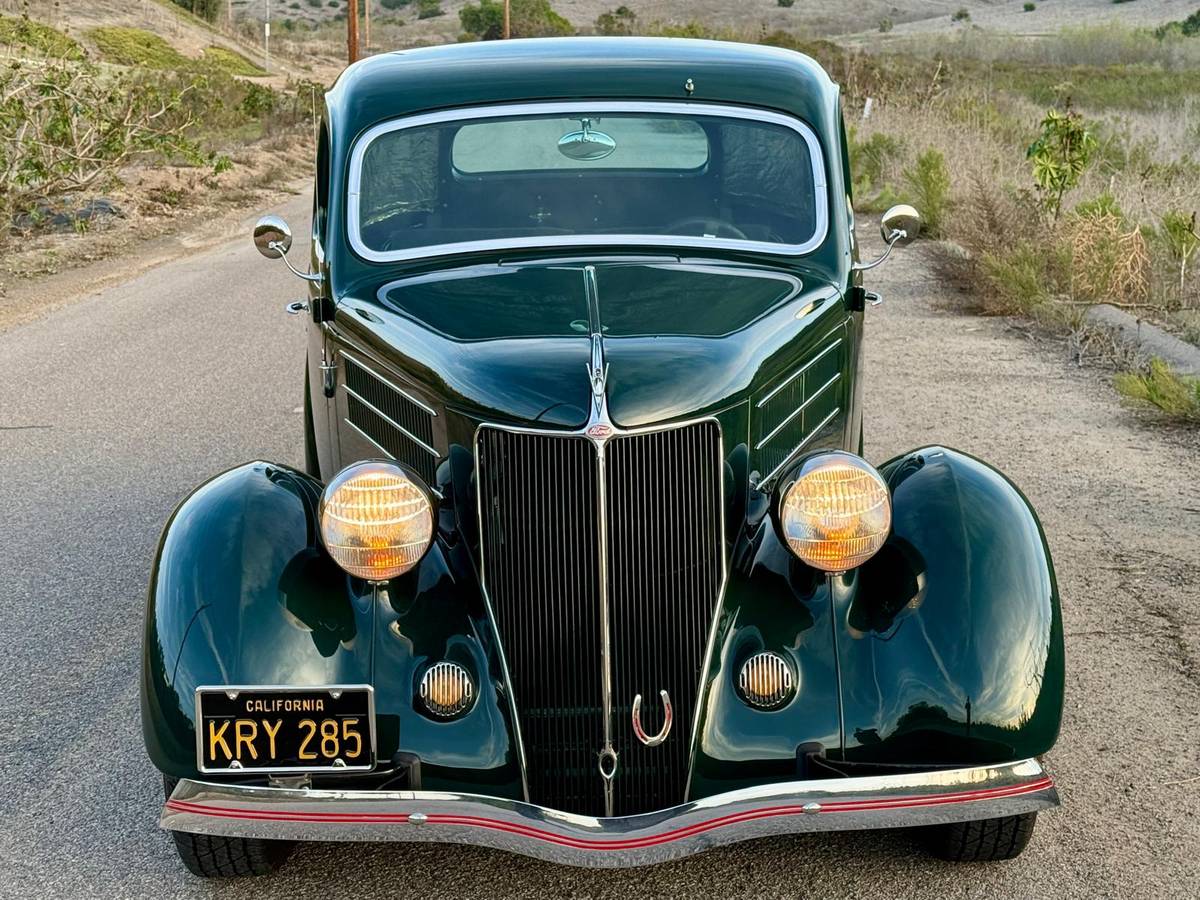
[460,0,572,40]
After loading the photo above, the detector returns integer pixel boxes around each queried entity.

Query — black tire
[303,363,320,479]
[163,776,294,877]
[923,812,1038,862]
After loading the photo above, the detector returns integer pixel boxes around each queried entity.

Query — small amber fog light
[419,662,475,718]
[779,452,891,573]
[319,461,434,581]
[738,652,795,709]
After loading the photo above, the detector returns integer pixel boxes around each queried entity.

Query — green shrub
[902,149,951,237]
[166,0,223,23]
[878,18,894,33]
[778,0,796,7]
[380,0,410,7]
[1027,107,1097,222]
[460,0,572,39]
[89,26,191,69]
[1073,191,1123,221]
[0,14,85,60]
[952,8,970,22]
[417,0,443,18]
[1024,2,1036,10]
[1115,358,1200,422]
[1156,210,1200,294]
[202,46,267,77]
[596,5,636,35]
[979,242,1059,312]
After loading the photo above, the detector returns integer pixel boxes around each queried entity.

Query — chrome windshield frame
[346,101,830,264]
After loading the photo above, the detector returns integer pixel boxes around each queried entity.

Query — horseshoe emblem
[631,690,673,747]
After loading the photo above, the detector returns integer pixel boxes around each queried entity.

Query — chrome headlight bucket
[318,460,435,581]
[778,451,892,573]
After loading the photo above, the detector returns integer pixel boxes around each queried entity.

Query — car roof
[326,37,839,141]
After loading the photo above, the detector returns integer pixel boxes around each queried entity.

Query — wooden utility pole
[503,0,511,39]
[347,0,359,63]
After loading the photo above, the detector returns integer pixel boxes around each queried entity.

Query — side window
[314,122,331,247]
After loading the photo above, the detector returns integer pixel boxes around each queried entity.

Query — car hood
[336,258,843,429]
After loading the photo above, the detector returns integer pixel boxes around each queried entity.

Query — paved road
[1,201,1197,899]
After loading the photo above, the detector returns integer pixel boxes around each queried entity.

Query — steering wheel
[665,217,749,241]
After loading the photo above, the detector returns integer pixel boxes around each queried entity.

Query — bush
[596,6,636,35]
[460,0,572,40]
[878,18,894,33]
[89,26,191,69]
[1070,212,1150,305]
[0,58,219,236]
[1115,358,1200,422]
[1027,107,1097,222]
[417,0,443,18]
[202,46,267,77]
[952,8,970,22]
[778,0,795,7]
[1024,2,1036,10]
[0,14,85,60]
[902,149,951,237]
[380,0,410,7]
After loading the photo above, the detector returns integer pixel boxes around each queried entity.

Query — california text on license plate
[195,686,376,774]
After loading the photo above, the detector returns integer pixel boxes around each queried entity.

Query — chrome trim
[343,384,439,457]
[193,684,377,776]
[340,349,439,418]
[737,653,795,709]
[339,420,445,500]
[346,101,830,264]
[754,371,841,451]
[755,339,842,409]
[162,759,1059,867]
[631,690,673,747]
[755,406,842,491]
[419,662,476,718]
[341,418,395,460]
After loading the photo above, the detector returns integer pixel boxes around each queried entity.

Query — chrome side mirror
[253,214,292,259]
[854,204,922,272]
[252,214,321,283]
[880,204,921,247]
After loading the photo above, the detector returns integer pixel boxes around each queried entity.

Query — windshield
[349,103,826,262]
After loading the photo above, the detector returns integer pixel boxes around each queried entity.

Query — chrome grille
[477,429,605,816]
[476,421,724,817]
[606,422,723,815]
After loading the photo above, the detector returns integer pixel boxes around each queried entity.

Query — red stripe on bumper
[164,776,1054,852]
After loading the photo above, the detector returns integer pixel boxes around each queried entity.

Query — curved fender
[833,447,1064,766]
[140,461,523,796]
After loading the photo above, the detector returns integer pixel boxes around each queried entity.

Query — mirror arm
[269,240,323,284]
[851,230,903,273]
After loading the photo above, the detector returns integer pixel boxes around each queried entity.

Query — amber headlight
[779,452,891,573]
[319,461,434,581]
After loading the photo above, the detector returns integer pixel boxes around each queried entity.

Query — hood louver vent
[343,356,438,486]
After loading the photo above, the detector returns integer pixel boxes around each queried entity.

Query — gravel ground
[0,204,1197,898]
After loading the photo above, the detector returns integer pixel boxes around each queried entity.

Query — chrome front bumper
[161,758,1058,867]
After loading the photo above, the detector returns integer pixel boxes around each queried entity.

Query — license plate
[195,685,375,774]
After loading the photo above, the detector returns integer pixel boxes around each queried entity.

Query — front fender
[140,461,523,797]
[834,446,1064,766]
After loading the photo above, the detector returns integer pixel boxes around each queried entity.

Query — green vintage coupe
[142,38,1063,876]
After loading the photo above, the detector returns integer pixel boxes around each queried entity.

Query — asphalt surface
[1,199,1197,899]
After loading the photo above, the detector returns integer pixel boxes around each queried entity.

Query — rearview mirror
[253,214,293,259]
